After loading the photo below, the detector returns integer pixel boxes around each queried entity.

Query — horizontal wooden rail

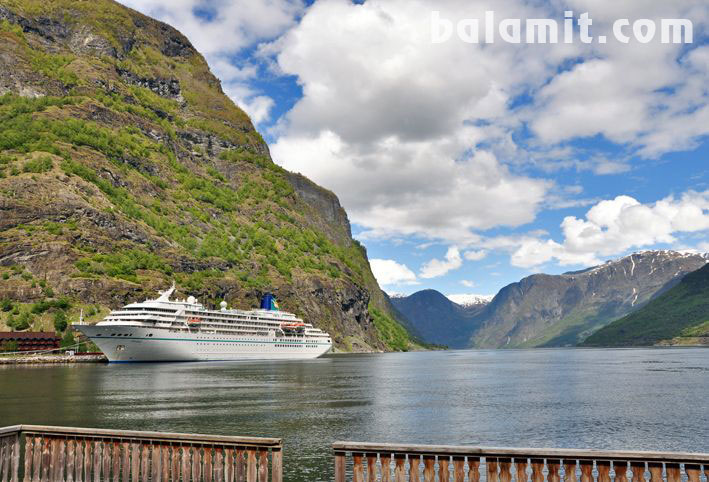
[333,442,709,482]
[0,425,282,482]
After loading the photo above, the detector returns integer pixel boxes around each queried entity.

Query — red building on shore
[0,332,60,352]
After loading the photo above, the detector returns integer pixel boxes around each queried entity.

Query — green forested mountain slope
[0,0,417,352]
[582,263,709,347]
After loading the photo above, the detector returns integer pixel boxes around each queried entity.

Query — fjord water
[1,349,708,481]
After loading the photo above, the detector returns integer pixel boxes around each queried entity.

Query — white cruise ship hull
[78,325,332,363]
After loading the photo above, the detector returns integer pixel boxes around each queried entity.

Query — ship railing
[0,425,282,482]
[333,442,709,482]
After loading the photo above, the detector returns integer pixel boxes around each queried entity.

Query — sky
[119,0,709,298]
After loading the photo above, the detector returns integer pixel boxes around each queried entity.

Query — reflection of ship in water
[76,286,332,362]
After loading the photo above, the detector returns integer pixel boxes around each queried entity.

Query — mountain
[0,0,417,352]
[470,251,708,348]
[391,290,488,348]
[581,263,709,347]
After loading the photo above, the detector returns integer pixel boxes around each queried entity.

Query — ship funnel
[260,293,280,311]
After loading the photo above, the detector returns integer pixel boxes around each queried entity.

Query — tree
[60,330,76,349]
[54,310,68,332]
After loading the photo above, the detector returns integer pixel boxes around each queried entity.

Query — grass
[369,305,411,352]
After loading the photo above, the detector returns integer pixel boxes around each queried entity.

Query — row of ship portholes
[98,333,153,337]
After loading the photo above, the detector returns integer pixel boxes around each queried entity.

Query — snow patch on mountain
[447,294,494,307]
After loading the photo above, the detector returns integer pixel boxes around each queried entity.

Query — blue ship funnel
[260,293,279,311]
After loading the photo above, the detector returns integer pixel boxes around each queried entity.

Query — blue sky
[121,0,709,297]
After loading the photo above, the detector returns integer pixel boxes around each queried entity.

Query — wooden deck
[333,442,709,482]
[0,425,282,481]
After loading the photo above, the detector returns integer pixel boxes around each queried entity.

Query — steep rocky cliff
[470,251,709,348]
[0,0,417,352]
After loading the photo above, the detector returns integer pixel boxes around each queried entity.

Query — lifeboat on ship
[280,322,306,333]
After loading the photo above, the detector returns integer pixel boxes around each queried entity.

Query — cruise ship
[75,284,332,362]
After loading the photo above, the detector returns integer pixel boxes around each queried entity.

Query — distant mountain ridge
[582,262,709,347]
[392,251,708,348]
[471,250,708,348]
[391,290,487,348]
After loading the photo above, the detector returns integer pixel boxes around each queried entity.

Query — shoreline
[0,354,107,365]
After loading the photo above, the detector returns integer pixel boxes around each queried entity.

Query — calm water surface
[1,348,708,481]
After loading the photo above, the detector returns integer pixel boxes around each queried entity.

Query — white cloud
[268,0,708,247]
[369,259,418,286]
[460,280,476,288]
[698,242,709,253]
[463,250,487,261]
[420,247,463,279]
[270,0,555,242]
[510,191,709,268]
[527,2,709,157]
[274,131,548,243]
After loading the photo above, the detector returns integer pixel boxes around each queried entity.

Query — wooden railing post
[547,459,560,482]
[422,455,435,482]
[666,463,680,482]
[563,460,576,482]
[614,461,628,482]
[453,456,466,482]
[468,457,481,482]
[530,459,544,482]
[334,450,346,482]
[271,447,282,482]
[487,457,499,482]
[630,461,645,482]
[598,460,611,482]
[367,453,378,482]
[394,454,406,482]
[579,460,592,482]
[353,453,364,482]
[685,464,700,482]
[11,433,21,482]
[648,462,663,482]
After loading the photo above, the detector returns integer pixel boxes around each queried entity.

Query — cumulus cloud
[270,0,556,242]
[268,0,708,247]
[528,1,709,157]
[510,191,709,268]
[274,132,548,242]
[420,247,463,279]
[370,259,418,286]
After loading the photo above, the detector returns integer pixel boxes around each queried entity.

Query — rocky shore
[0,354,107,364]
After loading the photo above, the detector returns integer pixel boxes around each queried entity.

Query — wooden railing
[333,442,709,482]
[0,425,282,482]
